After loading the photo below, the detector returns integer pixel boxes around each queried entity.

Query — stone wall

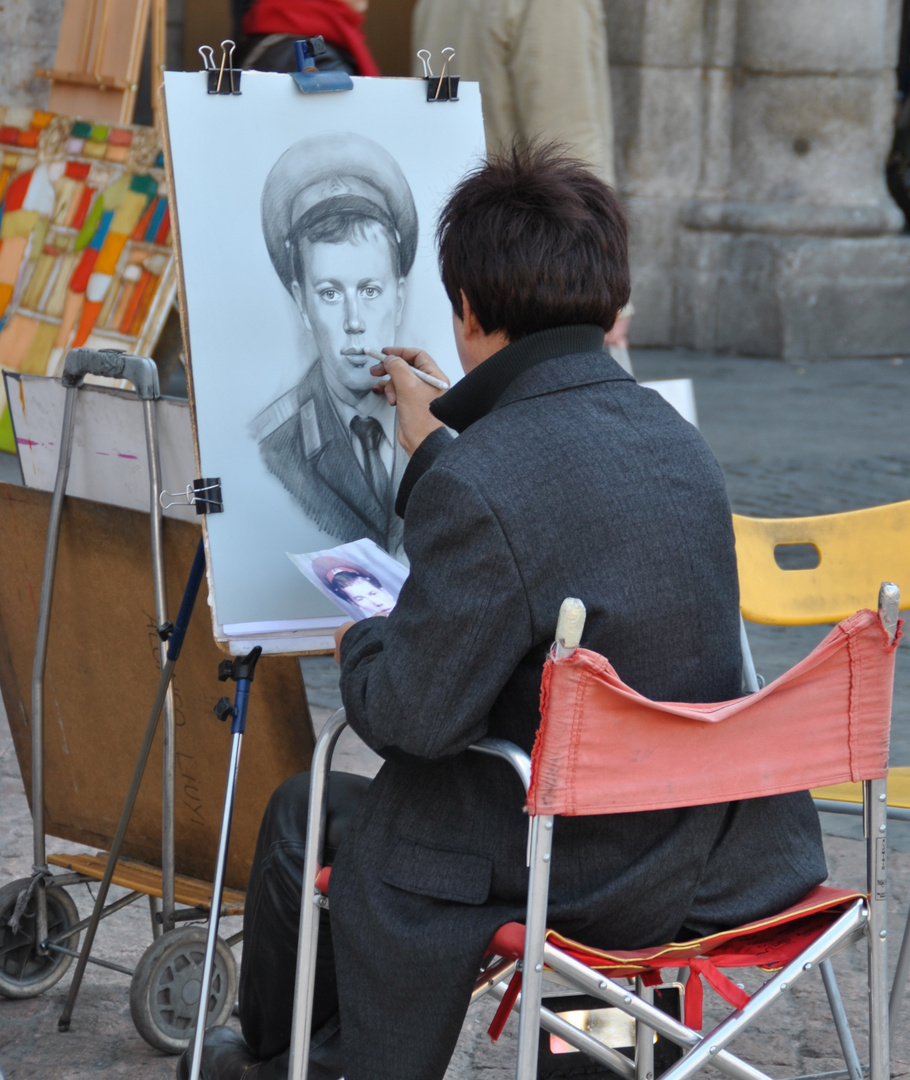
[0,0,64,108]
[607,0,910,356]
[3,0,907,357]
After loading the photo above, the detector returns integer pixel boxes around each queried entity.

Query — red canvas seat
[486,886,864,1035]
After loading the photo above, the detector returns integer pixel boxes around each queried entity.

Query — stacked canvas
[0,105,177,451]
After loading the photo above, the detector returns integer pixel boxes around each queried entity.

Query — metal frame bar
[288,708,349,1080]
[26,350,167,1019]
[819,959,863,1080]
[187,650,261,1080]
[542,902,866,1080]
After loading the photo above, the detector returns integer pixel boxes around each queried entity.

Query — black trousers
[239,771,371,1080]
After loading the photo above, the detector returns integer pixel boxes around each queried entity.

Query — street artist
[180,145,827,1080]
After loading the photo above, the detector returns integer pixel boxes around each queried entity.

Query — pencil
[364,349,450,392]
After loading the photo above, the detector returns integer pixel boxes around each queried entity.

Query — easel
[35,0,167,125]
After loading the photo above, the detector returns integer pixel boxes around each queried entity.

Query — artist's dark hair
[289,194,402,283]
[328,569,383,600]
[437,144,630,340]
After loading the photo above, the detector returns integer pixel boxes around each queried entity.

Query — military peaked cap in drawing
[311,557,372,586]
[261,133,419,294]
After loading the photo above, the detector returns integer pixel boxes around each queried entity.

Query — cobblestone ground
[2,350,910,1078]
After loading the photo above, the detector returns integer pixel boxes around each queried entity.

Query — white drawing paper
[162,72,485,650]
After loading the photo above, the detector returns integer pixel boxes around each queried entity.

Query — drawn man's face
[291,222,405,400]
[341,576,395,616]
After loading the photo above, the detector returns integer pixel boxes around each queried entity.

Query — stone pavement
[1,348,910,1078]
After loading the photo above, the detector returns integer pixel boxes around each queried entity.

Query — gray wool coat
[330,325,826,1080]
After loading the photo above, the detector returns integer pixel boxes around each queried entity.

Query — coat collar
[430,324,625,434]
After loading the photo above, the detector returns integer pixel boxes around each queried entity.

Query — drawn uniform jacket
[330,325,827,1080]
[253,360,406,552]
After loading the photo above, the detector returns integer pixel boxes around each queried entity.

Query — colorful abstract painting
[0,106,177,451]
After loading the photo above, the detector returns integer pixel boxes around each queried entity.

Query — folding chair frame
[733,504,910,1033]
[288,588,898,1080]
[740,613,910,1040]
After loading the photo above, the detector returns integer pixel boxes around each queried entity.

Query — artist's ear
[395,277,406,327]
[459,290,484,340]
[290,280,312,333]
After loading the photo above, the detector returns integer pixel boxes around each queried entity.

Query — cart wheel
[0,877,81,998]
[129,926,237,1054]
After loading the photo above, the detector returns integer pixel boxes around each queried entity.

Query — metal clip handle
[62,348,160,400]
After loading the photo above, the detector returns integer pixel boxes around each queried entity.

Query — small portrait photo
[288,538,409,621]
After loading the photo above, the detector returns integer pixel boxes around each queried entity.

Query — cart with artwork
[0,364,315,1052]
[1,56,488,1060]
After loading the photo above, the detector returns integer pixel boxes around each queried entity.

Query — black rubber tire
[129,926,237,1054]
[0,877,81,998]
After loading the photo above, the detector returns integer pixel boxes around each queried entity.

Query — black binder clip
[192,477,224,514]
[159,478,224,514]
[418,47,459,102]
[291,37,354,94]
[203,39,241,95]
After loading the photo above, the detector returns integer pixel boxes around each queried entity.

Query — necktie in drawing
[350,415,391,507]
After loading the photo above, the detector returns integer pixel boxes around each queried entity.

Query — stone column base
[676,202,910,359]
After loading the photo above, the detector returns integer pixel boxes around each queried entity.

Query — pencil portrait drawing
[250,133,418,554]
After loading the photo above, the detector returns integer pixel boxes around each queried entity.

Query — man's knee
[258,770,371,863]
[259,772,313,851]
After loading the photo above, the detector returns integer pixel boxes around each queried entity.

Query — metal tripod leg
[58,538,207,1030]
[141,372,178,934]
[188,647,263,1080]
[29,349,160,967]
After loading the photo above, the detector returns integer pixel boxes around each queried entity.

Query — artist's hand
[334,621,356,664]
[372,347,447,457]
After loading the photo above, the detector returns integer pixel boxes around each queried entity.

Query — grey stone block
[0,42,55,109]
[677,230,910,358]
[677,230,793,355]
[779,236,910,357]
[675,230,729,351]
[682,199,905,236]
[640,0,707,67]
[0,0,62,108]
[606,0,706,67]
[698,66,735,197]
[736,0,890,74]
[2,0,64,41]
[615,66,704,195]
[728,73,897,207]
[603,0,647,65]
[626,197,686,346]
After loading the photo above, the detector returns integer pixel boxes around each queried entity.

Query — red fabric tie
[685,958,751,1029]
[488,970,522,1042]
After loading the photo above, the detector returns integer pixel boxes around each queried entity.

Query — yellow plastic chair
[732,500,910,1033]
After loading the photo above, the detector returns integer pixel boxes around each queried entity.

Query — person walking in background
[411,0,633,363]
[235,0,381,75]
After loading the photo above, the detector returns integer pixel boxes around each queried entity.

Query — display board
[5,371,197,520]
[162,71,485,653]
[0,482,313,889]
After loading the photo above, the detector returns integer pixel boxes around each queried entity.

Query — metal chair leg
[819,959,863,1080]
[889,902,910,1036]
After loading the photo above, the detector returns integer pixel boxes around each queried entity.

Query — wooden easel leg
[151,0,167,129]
